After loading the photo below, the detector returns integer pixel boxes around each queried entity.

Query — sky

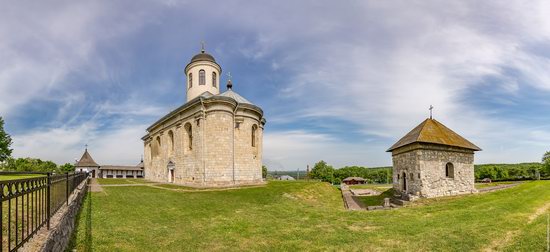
[1,1,550,170]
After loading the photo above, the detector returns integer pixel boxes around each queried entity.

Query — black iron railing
[0,171,88,252]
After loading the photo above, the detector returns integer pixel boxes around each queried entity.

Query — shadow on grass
[67,190,92,251]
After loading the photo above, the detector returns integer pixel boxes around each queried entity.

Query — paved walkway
[340,186,364,210]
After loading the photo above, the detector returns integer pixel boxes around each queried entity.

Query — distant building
[75,148,144,178]
[342,177,366,185]
[142,47,266,187]
[277,175,295,181]
[387,118,481,198]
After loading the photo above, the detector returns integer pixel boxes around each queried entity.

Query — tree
[262,165,268,179]
[0,117,13,163]
[542,151,550,178]
[310,160,335,183]
[59,163,75,173]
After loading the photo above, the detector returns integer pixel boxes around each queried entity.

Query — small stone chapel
[387,117,481,199]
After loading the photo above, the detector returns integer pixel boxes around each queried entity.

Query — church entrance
[167,161,175,183]
[92,170,96,178]
[402,172,407,191]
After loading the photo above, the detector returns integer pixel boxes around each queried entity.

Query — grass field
[96,178,152,185]
[474,181,515,189]
[0,174,44,181]
[70,180,550,251]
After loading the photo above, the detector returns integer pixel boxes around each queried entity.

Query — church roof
[75,149,100,167]
[216,89,254,105]
[190,51,217,64]
[387,118,481,152]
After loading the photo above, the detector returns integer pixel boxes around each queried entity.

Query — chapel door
[92,170,96,178]
[170,170,175,183]
[402,172,407,191]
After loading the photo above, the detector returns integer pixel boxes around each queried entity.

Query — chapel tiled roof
[75,149,100,167]
[387,118,481,152]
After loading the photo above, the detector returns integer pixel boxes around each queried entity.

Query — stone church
[387,117,481,199]
[142,48,266,187]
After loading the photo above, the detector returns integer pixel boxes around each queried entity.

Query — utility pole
[297,169,300,180]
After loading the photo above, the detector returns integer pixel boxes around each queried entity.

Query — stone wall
[144,98,264,187]
[392,143,477,198]
[21,179,89,252]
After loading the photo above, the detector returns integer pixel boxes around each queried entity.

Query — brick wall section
[21,179,89,252]
[144,98,264,187]
[392,143,477,198]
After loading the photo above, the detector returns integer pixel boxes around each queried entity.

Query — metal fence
[0,171,88,252]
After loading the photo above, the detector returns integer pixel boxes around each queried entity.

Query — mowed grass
[349,183,392,191]
[96,178,152,185]
[0,174,44,181]
[71,181,550,251]
[475,181,515,189]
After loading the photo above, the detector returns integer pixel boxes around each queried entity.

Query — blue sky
[2,1,550,170]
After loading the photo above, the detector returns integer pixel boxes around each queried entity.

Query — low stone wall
[21,178,89,252]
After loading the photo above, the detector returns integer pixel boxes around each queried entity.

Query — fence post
[47,172,51,230]
[66,173,69,205]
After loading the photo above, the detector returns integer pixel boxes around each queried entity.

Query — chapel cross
[429,105,434,119]
[227,72,232,80]
[201,41,205,53]
[85,144,88,150]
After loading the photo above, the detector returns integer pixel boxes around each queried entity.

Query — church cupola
[184,43,222,102]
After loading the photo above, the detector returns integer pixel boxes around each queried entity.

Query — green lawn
[0,174,44,181]
[349,183,392,191]
[96,178,152,185]
[70,181,550,251]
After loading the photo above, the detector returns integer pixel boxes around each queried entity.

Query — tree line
[309,154,550,184]
[0,116,75,174]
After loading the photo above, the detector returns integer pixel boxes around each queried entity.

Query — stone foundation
[21,179,89,252]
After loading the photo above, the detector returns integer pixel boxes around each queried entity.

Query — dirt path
[528,202,550,223]
[477,182,522,193]
[88,178,103,192]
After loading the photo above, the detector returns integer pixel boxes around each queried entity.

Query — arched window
[212,72,217,87]
[445,162,454,178]
[185,123,193,151]
[189,73,193,88]
[154,136,161,157]
[199,70,205,85]
[251,125,258,147]
[168,130,174,154]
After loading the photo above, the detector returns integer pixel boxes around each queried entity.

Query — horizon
[2,1,550,170]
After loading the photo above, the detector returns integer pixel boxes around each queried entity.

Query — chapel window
[189,73,193,88]
[199,70,205,85]
[445,162,454,178]
[212,72,217,87]
[251,125,258,147]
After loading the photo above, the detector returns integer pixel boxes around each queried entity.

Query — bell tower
[184,44,222,102]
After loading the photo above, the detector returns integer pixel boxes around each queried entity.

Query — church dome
[190,51,216,64]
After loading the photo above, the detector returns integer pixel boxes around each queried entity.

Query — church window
[418,173,420,179]
[445,162,454,178]
[252,125,258,147]
[185,123,193,151]
[212,72,217,87]
[189,73,193,88]
[168,130,174,155]
[154,136,161,157]
[199,70,205,85]
[410,173,414,181]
